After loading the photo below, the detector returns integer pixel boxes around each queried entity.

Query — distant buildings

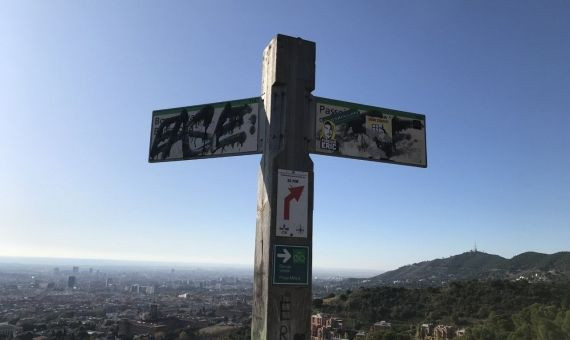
[130,284,155,295]
[118,319,167,338]
[355,331,367,340]
[418,323,465,339]
[0,264,253,340]
[67,276,76,289]
[310,313,346,340]
[370,320,391,332]
[0,323,21,339]
[150,304,159,321]
[434,325,455,338]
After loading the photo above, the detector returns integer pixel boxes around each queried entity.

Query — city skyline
[1,1,569,271]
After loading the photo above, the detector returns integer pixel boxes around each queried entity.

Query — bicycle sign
[273,245,309,285]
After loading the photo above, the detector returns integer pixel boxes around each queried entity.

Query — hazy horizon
[0,255,382,278]
[2,247,568,277]
[1,1,569,271]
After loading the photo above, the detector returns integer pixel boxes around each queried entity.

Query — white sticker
[276,169,308,238]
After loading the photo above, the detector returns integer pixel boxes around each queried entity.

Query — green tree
[313,298,323,309]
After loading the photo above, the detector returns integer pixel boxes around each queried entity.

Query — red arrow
[284,186,304,220]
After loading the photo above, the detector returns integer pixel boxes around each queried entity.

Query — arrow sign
[276,169,309,238]
[273,245,309,285]
[277,248,291,264]
[283,186,304,220]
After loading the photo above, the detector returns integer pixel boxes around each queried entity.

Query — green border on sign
[315,96,425,120]
[152,97,260,117]
[313,96,427,168]
[273,245,310,286]
[148,96,262,163]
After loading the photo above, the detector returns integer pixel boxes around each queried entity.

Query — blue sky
[1,1,569,272]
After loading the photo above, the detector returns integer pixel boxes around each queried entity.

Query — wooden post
[252,35,315,340]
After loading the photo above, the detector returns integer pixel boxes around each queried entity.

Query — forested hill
[315,280,570,339]
[368,251,570,285]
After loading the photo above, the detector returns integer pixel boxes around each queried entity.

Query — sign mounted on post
[314,97,427,168]
[148,34,427,340]
[149,97,261,162]
[275,169,308,238]
[273,245,309,285]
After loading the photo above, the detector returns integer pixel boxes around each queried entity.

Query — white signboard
[149,97,260,162]
[276,169,308,238]
[314,97,427,168]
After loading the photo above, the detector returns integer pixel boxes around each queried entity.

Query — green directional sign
[273,245,309,285]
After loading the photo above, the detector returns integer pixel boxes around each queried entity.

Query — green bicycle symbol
[293,249,306,264]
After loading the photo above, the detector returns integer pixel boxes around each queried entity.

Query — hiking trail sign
[148,34,427,340]
[276,169,308,238]
[273,245,309,285]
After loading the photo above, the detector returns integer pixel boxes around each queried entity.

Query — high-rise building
[106,278,113,287]
[131,284,139,293]
[53,267,60,275]
[150,304,159,321]
[89,268,93,274]
[72,266,79,274]
[67,276,76,289]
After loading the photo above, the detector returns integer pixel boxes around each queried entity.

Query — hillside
[367,251,570,286]
[315,280,570,339]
